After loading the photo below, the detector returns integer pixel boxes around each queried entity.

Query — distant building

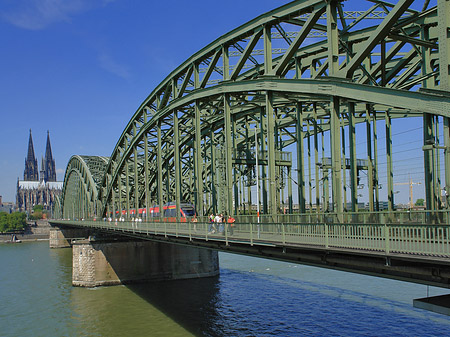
[16,130,63,214]
[0,196,15,213]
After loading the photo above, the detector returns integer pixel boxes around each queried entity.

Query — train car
[115,202,196,222]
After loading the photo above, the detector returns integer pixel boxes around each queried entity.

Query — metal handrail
[55,218,450,258]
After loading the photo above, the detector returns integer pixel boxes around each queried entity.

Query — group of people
[207,213,235,235]
[105,216,141,228]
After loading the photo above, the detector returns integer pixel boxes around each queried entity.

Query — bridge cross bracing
[55,0,450,265]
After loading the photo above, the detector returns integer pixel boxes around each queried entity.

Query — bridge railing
[229,209,450,225]
[55,214,450,258]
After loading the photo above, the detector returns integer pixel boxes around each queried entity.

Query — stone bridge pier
[72,240,219,287]
[50,225,219,287]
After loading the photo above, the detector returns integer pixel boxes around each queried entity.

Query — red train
[114,202,196,221]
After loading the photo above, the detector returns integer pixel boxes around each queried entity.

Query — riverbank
[0,220,50,243]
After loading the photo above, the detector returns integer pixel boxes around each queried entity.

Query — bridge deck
[50,219,450,289]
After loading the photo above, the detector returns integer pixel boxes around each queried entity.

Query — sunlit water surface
[1,241,449,336]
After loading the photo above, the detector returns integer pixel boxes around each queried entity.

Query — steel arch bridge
[56,0,450,224]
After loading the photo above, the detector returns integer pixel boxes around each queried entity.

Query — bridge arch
[61,155,109,220]
[58,0,450,221]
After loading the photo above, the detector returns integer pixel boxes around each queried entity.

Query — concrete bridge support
[49,226,91,248]
[72,240,219,287]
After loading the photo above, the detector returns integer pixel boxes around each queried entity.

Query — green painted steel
[57,1,450,240]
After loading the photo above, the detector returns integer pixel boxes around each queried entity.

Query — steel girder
[59,0,449,219]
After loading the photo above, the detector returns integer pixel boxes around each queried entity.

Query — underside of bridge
[55,0,450,223]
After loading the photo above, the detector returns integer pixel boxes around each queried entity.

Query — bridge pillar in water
[72,240,219,287]
[49,226,91,248]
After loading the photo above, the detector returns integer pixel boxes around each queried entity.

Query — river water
[1,241,449,336]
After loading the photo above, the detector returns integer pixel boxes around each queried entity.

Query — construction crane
[394,178,422,209]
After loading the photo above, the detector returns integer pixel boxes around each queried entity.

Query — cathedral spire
[24,129,39,181]
[43,130,56,182]
[27,129,36,163]
[45,130,53,162]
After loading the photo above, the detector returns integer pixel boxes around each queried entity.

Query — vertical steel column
[232,113,239,215]
[314,104,320,210]
[348,102,358,212]
[385,110,394,212]
[188,149,193,205]
[322,131,328,211]
[266,91,277,216]
[194,101,203,216]
[420,25,434,212]
[330,96,343,214]
[373,111,379,211]
[307,121,312,212]
[288,166,293,213]
[223,45,229,81]
[260,109,268,214]
[275,108,281,213]
[125,143,130,219]
[133,140,139,217]
[157,121,163,219]
[421,26,433,89]
[327,1,339,76]
[210,129,217,214]
[296,102,306,213]
[246,118,252,214]
[112,181,116,220]
[204,135,211,213]
[436,117,441,209]
[424,113,435,210]
[118,171,123,219]
[165,150,170,203]
[295,57,301,79]
[366,105,374,212]
[341,115,347,211]
[264,24,273,76]
[224,94,234,216]
[432,117,438,209]
[144,124,149,221]
[174,110,181,221]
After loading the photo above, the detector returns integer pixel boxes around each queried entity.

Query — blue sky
[0,0,282,202]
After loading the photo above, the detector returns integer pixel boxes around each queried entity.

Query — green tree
[415,198,425,206]
[29,211,43,220]
[0,212,8,232]
[0,212,27,232]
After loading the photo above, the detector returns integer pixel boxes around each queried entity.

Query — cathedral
[16,130,63,214]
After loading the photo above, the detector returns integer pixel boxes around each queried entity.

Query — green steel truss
[59,0,450,222]
[57,155,109,219]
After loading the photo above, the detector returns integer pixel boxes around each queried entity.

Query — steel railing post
[225,223,228,246]
[385,224,390,254]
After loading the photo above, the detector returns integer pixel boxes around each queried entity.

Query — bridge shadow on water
[126,275,222,336]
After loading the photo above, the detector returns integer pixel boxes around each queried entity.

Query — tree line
[0,212,27,232]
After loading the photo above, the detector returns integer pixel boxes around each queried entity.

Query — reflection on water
[70,276,225,336]
[1,242,450,337]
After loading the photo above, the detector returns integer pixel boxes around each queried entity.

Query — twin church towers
[24,129,57,182]
[16,130,62,213]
